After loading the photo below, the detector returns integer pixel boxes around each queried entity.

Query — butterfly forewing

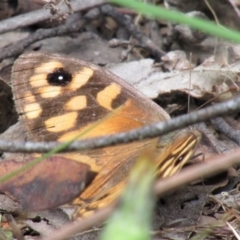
[12,52,170,140]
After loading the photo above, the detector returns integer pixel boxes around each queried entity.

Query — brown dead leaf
[107,49,240,102]
[0,156,90,211]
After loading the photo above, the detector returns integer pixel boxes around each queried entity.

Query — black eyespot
[47,68,72,86]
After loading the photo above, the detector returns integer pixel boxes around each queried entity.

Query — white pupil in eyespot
[58,75,64,81]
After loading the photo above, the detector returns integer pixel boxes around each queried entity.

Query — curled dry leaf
[108,50,240,101]
[0,156,90,211]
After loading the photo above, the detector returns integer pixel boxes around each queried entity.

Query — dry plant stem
[0,9,101,61]
[108,38,144,48]
[41,147,240,240]
[197,122,223,154]
[211,117,240,145]
[0,21,84,61]
[41,206,113,240]
[228,0,240,18]
[100,4,165,61]
[224,116,240,131]
[0,95,240,153]
[0,0,106,34]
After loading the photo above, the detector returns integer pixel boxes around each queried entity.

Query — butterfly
[11,52,201,219]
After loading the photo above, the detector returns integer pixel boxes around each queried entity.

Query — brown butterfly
[11,52,201,219]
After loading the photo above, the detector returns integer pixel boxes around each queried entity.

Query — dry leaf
[0,156,90,211]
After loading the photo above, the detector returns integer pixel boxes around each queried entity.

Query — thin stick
[0,0,105,34]
[0,95,240,153]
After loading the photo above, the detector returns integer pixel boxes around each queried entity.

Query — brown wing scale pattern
[12,52,201,219]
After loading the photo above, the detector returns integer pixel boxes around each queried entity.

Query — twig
[0,0,106,34]
[211,117,240,145]
[100,4,165,61]
[0,95,240,153]
[197,122,223,154]
[0,6,101,61]
[228,0,240,18]
[41,206,113,240]
[41,147,240,240]
[0,20,84,61]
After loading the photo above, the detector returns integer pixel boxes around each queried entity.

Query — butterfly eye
[178,156,183,162]
[175,155,185,166]
[47,67,72,86]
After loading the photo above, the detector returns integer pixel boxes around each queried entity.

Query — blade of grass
[109,0,240,43]
[227,222,240,240]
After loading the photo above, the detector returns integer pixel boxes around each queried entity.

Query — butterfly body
[12,52,201,218]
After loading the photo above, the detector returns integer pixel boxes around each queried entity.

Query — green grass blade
[110,0,240,43]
